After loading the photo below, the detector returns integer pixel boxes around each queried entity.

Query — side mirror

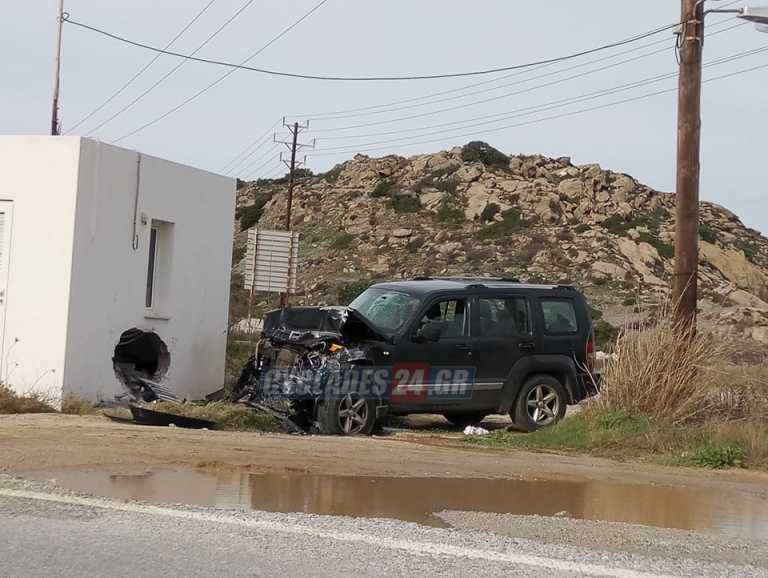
[415,322,441,343]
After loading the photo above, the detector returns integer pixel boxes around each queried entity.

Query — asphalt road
[0,478,765,578]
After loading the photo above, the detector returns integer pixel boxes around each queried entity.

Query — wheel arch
[496,355,579,414]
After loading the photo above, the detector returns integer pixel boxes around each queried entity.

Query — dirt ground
[2,413,767,498]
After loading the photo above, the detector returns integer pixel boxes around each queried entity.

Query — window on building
[145,227,159,308]
[144,220,175,315]
[541,299,578,334]
[474,297,531,338]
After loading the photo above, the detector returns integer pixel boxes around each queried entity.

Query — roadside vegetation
[0,384,56,414]
[468,313,768,470]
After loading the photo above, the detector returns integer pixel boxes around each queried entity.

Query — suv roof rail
[411,276,522,283]
[557,284,576,290]
[465,283,488,290]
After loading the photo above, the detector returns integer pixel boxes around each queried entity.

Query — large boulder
[700,241,768,301]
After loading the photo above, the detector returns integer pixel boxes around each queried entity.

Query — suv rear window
[474,297,531,337]
[541,299,578,334]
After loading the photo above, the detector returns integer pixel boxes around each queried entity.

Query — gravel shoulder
[2,414,767,496]
[1,475,766,578]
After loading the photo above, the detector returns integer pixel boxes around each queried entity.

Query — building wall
[0,136,82,398]
[64,139,236,401]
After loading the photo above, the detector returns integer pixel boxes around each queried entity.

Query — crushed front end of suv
[232,278,600,435]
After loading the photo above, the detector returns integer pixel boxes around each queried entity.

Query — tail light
[586,335,595,373]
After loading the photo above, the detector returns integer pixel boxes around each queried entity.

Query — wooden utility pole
[275,119,314,308]
[51,0,65,135]
[672,0,705,326]
[285,122,300,230]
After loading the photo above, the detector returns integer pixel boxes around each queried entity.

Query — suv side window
[541,299,578,334]
[416,299,467,341]
[473,297,531,337]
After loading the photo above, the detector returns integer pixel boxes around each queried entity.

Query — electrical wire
[65,0,220,135]
[111,0,330,144]
[84,0,259,136]
[239,143,281,176]
[64,15,681,82]
[308,52,768,158]
[294,18,744,122]
[307,23,746,135]
[313,21,747,141]
[220,118,281,174]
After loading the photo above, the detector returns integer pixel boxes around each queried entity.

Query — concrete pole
[672,0,705,326]
[51,0,65,135]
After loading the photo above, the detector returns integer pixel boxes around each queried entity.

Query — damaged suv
[233,278,599,435]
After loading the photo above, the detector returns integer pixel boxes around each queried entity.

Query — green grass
[476,208,528,240]
[461,141,509,170]
[687,444,746,469]
[328,231,354,250]
[699,224,719,244]
[467,412,652,452]
[390,195,421,213]
[336,278,372,305]
[464,410,766,470]
[636,232,674,259]
[437,202,465,224]
[372,180,397,198]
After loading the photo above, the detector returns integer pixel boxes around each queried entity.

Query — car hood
[262,306,388,345]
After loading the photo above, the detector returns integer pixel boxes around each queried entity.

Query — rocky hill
[234,142,768,347]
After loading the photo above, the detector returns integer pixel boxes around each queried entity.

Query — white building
[0,136,236,402]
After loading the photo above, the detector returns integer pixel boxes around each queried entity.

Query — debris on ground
[463,426,491,436]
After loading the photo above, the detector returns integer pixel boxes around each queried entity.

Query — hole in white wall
[113,329,170,384]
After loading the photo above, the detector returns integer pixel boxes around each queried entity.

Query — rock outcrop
[234,142,768,346]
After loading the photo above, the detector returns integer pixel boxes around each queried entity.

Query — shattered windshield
[348,288,421,334]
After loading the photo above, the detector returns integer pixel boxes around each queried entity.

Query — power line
[313,22,748,142]
[220,118,281,174]
[295,19,745,122]
[313,46,673,138]
[84,0,259,136]
[111,0,330,144]
[65,0,220,135]
[239,142,281,176]
[308,23,748,137]
[64,16,680,82]
[308,56,768,158]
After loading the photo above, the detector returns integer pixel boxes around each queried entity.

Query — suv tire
[443,412,488,428]
[317,394,377,436]
[512,375,567,432]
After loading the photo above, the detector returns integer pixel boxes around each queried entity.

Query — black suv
[234,278,599,435]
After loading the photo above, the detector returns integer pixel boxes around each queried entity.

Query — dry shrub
[595,311,728,425]
[711,420,768,467]
[60,395,99,415]
[0,384,56,414]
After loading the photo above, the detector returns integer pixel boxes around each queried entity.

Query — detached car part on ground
[232,278,601,436]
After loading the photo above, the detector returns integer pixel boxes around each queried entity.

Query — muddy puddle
[35,468,768,539]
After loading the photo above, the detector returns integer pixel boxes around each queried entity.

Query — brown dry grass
[0,385,56,414]
[60,395,100,415]
[595,312,730,425]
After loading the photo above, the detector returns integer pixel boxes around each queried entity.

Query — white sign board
[244,228,300,294]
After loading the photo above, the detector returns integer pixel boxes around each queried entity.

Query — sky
[1,0,766,233]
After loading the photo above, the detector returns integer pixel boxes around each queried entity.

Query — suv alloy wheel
[318,393,377,435]
[512,375,567,432]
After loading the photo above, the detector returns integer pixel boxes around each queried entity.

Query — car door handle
[518,342,536,351]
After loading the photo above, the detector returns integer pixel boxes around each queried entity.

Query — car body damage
[230,306,390,434]
[232,279,599,436]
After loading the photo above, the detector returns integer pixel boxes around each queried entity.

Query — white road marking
[0,487,677,578]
